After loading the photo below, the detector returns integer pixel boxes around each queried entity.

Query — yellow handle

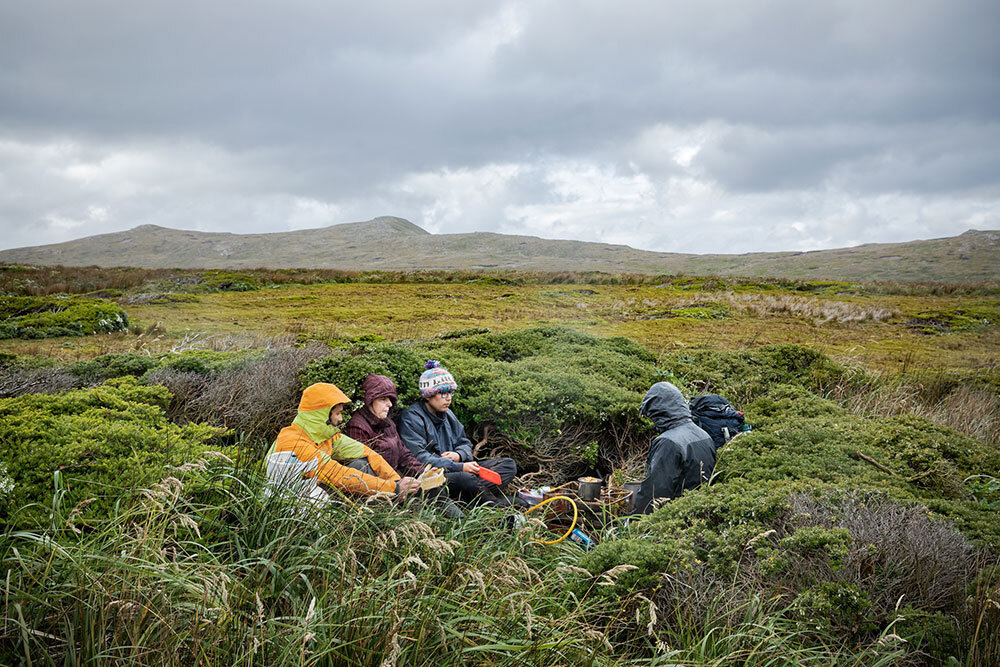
[524,495,579,545]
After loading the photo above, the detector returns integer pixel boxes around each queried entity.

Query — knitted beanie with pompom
[418,360,457,399]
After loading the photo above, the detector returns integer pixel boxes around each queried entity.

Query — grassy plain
[4,280,998,376]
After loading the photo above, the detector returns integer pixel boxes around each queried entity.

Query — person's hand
[396,477,421,498]
[462,461,481,474]
[441,451,461,462]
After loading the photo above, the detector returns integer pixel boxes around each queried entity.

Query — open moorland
[2,264,999,666]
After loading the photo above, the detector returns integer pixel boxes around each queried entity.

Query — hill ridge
[1,217,997,283]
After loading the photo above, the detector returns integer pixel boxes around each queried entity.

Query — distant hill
[1,216,997,283]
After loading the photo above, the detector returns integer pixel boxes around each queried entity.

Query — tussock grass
[723,292,898,324]
[831,364,1000,446]
[1,457,928,666]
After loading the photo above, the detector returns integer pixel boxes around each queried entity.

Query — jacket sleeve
[448,414,475,462]
[363,446,402,485]
[399,409,464,473]
[286,435,397,496]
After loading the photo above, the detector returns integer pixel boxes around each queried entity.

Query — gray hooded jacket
[633,382,716,514]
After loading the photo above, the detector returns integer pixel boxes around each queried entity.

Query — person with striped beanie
[399,361,519,505]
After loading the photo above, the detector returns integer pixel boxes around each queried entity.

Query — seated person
[266,382,420,500]
[399,361,517,504]
[343,374,465,519]
[632,381,716,514]
[342,374,424,477]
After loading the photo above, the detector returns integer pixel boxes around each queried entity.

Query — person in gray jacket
[398,361,517,504]
[632,381,716,514]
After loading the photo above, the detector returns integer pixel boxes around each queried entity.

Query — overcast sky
[1,0,998,254]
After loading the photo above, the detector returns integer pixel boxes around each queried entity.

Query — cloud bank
[1,0,998,253]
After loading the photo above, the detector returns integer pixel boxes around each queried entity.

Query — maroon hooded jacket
[342,374,424,477]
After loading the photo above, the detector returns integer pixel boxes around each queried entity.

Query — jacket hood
[291,383,362,458]
[640,381,692,432]
[360,374,398,410]
[298,383,350,412]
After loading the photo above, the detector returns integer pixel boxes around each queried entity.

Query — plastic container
[517,488,544,506]
[623,481,642,513]
[568,528,594,550]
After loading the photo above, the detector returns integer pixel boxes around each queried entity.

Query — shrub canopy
[0,377,229,529]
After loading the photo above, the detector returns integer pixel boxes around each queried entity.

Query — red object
[478,467,502,485]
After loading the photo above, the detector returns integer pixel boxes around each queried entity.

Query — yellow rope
[524,495,578,545]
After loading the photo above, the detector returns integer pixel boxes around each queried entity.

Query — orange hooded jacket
[267,383,400,496]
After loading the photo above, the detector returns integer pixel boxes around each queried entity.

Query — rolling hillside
[1,216,997,282]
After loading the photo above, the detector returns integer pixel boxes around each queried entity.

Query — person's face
[327,403,345,426]
[425,391,453,413]
[371,396,393,420]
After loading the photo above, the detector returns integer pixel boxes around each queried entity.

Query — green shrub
[299,342,426,407]
[69,352,161,384]
[661,344,845,404]
[790,582,873,636]
[0,377,229,529]
[0,295,129,339]
[200,270,262,292]
[153,349,268,375]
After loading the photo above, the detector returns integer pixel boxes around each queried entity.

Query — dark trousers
[443,457,517,503]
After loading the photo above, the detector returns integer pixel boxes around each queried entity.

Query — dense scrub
[0,377,231,529]
[0,295,128,339]
[300,327,660,479]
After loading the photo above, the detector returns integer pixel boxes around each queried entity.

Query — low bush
[200,270,262,292]
[0,377,230,529]
[68,351,161,384]
[659,344,845,405]
[299,327,660,478]
[0,354,77,398]
[148,344,329,445]
[0,295,128,339]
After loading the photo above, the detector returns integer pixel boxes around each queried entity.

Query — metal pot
[623,481,642,512]
[578,477,602,501]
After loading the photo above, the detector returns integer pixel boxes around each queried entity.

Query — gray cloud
[1,0,998,254]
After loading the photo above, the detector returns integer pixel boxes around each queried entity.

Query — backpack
[689,394,750,450]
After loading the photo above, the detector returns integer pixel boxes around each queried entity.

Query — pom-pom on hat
[419,360,457,399]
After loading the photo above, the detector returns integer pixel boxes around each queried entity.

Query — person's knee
[480,457,517,484]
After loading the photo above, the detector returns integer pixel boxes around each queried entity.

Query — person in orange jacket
[266,382,421,499]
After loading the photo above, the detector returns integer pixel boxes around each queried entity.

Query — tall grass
[1,455,928,666]
[831,364,1000,446]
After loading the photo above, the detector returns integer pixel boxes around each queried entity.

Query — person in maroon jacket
[342,374,424,476]
[343,374,464,518]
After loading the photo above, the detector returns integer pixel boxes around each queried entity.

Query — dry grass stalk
[598,564,638,586]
